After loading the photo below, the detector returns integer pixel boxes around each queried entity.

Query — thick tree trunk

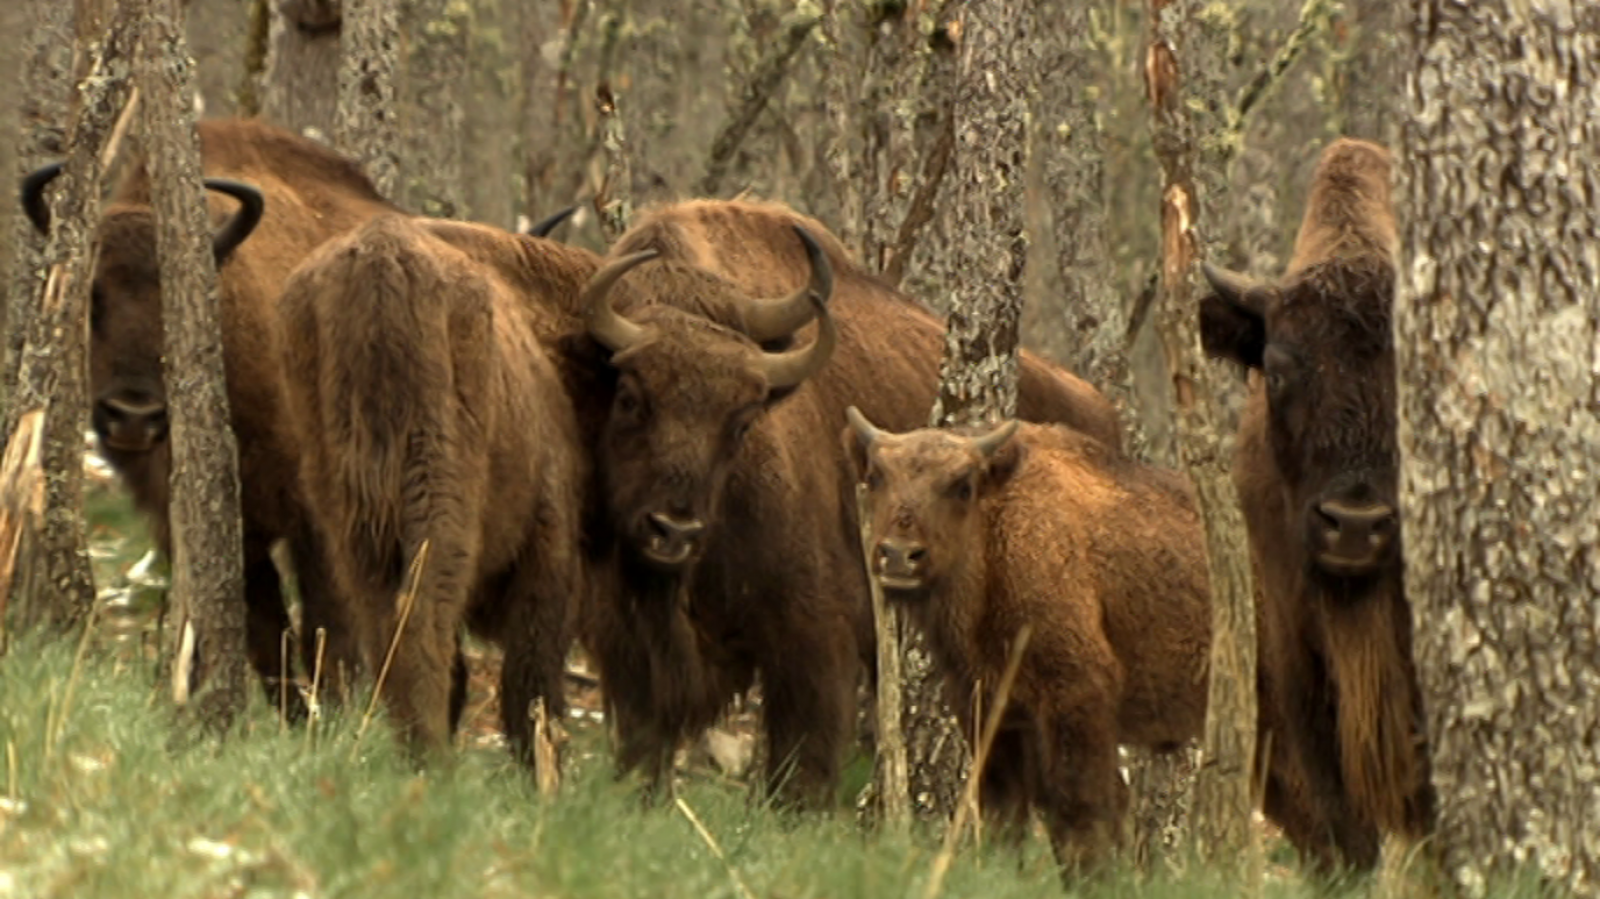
[261,0,342,140]
[1398,3,1600,894]
[399,0,468,218]
[901,0,1040,825]
[136,0,250,729]
[335,0,401,197]
[1145,0,1258,873]
[5,0,75,407]
[6,0,140,633]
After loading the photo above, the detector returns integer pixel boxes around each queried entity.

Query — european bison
[573,236,864,808]
[1199,137,1431,870]
[277,213,587,764]
[21,118,399,710]
[843,410,1210,873]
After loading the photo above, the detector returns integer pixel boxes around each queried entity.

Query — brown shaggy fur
[277,214,585,763]
[68,118,398,711]
[1199,138,1432,872]
[844,418,1210,873]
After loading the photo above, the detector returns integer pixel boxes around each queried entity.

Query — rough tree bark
[400,0,468,218]
[136,0,250,729]
[5,0,75,407]
[1145,0,1258,872]
[904,0,1040,824]
[335,0,401,197]
[261,0,342,140]
[6,0,140,632]
[1398,2,1600,894]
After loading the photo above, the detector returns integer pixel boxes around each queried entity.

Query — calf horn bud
[583,249,658,352]
[204,179,266,262]
[968,419,1020,459]
[20,162,63,233]
[741,225,835,343]
[845,405,885,449]
[760,293,836,389]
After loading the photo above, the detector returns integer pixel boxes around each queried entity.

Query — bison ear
[840,424,870,481]
[1199,263,1268,370]
[982,437,1027,493]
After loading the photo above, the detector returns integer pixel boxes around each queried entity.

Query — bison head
[582,225,837,573]
[1200,257,1399,581]
[21,162,265,459]
[844,407,1020,599]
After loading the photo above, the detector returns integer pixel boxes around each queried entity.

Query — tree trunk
[399,0,468,218]
[461,0,518,229]
[1398,2,1600,894]
[5,0,75,408]
[1145,0,1258,874]
[135,0,250,730]
[6,0,140,633]
[898,0,1040,825]
[335,0,401,197]
[261,0,342,140]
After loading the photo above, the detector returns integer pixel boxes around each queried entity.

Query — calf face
[21,165,264,463]
[1199,257,1399,581]
[844,407,1020,599]
[581,227,837,573]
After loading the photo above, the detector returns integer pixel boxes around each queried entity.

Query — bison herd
[19,118,1428,879]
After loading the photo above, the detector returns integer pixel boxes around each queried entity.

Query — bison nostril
[906,546,927,566]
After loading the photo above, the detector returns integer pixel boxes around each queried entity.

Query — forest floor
[0,451,1553,898]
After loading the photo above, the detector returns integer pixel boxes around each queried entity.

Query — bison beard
[844,410,1212,877]
[19,118,400,718]
[278,214,583,770]
[1200,138,1433,872]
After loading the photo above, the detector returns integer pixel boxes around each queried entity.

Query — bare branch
[698,10,821,197]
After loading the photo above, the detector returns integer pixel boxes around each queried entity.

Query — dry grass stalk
[45,603,101,762]
[278,628,291,733]
[353,540,431,755]
[0,408,47,649]
[674,794,758,899]
[531,697,562,798]
[304,626,327,753]
[171,618,197,705]
[921,623,1033,899]
[856,482,910,830]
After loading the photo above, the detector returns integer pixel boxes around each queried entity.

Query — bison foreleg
[241,546,306,722]
[1036,698,1127,880]
[495,549,576,782]
[759,629,856,810]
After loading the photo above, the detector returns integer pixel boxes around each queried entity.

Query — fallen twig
[674,794,758,899]
[353,540,431,756]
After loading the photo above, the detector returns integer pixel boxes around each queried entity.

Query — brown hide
[277,214,585,765]
[845,416,1210,872]
[35,118,399,711]
[1200,138,1430,871]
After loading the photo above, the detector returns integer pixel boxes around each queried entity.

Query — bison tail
[281,216,492,597]
[1319,596,1425,836]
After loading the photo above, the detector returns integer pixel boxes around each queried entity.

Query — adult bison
[20,118,399,710]
[843,410,1210,874]
[277,214,585,765]
[1199,137,1432,870]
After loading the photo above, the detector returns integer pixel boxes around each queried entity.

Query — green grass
[0,473,1562,898]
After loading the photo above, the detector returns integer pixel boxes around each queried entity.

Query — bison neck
[900,558,992,727]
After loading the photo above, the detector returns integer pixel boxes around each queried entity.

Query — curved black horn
[760,293,836,389]
[582,249,659,352]
[525,205,579,239]
[742,224,835,343]
[1200,261,1261,304]
[968,419,1020,459]
[203,179,266,262]
[845,405,887,450]
[20,162,64,234]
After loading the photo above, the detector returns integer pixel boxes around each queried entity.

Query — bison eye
[614,388,643,420]
[865,469,884,491]
[949,479,973,502]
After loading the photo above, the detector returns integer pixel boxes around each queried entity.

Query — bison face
[1201,259,1400,582]
[582,228,836,573]
[844,408,1021,600]
[20,165,264,463]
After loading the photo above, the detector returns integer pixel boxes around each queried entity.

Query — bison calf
[844,411,1210,874]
